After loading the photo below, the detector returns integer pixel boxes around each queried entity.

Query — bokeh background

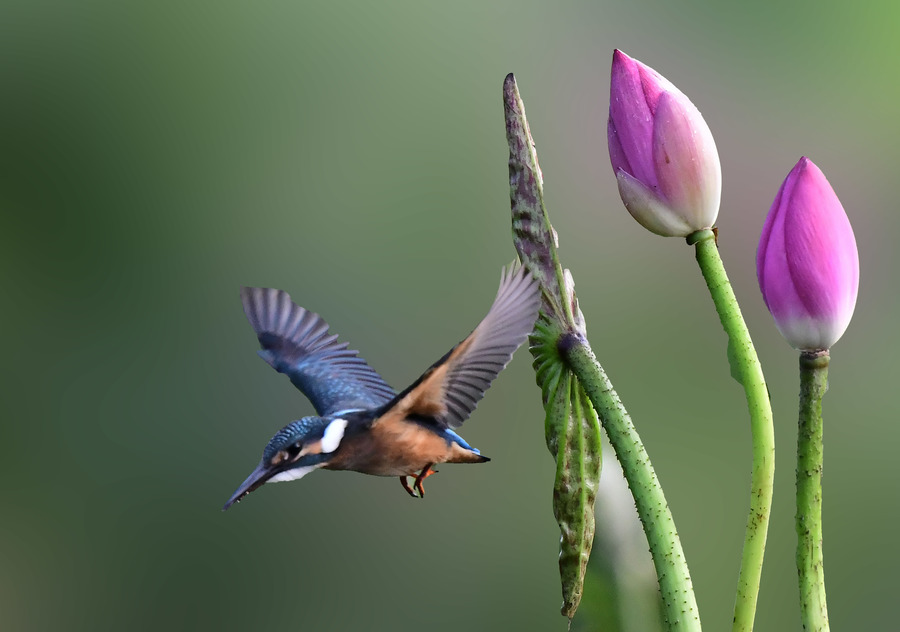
[3,1,897,630]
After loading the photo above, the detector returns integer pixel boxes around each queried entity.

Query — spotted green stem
[797,351,830,631]
[560,333,700,631]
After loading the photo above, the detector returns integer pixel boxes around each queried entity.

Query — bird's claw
[399,465,438,498]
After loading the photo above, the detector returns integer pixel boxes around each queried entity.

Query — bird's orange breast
[325,414,484,477]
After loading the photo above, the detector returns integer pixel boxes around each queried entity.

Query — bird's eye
[271,441,304,466]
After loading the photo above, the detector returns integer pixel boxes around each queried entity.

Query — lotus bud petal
[608,50,721,237]
[756,157,859,351]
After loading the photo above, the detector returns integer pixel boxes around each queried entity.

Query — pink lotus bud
[756,157,859,351]
[607,50,721,237]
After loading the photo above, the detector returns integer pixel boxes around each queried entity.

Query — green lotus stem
[797,351,830,631]
[688,229,774,632]
[560,332,701,632]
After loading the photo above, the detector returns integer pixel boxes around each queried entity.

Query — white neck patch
[268,465,319,484]
[320,418,348,453]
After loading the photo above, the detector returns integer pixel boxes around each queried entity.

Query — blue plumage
[243,290,396,416]
[441,428,480,454]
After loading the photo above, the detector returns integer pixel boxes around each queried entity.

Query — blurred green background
[2,1,897,630]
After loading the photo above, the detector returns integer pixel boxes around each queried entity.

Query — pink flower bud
[607,50,722,237]
[756,157,859,351]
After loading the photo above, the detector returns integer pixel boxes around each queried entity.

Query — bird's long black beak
[223,460,273,511]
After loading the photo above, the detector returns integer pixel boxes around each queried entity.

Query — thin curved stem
[688,229,775,632]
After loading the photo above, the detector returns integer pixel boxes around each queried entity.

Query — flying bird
[223,263,540,509]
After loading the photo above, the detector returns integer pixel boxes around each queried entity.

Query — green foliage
[505,73,603,619]
[505,73,700,630]
[531,314,602,618]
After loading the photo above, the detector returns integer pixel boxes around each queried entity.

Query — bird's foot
[399,465,438,498]
[414,464,437,498]
[400,476,416,497]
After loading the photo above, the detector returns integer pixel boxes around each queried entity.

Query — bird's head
[223,415,348,510]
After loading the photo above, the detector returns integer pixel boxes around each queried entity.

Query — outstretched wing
[380,262,541,430]
[241,287,396,416]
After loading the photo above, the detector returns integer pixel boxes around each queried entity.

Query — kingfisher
[223,263,540,509]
